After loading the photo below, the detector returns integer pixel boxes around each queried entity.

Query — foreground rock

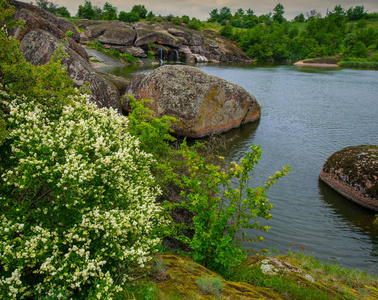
[124,65,261,137]
[77,20,252,63]
[152,254,282,299]
[10,1,122,112]
[147,253,378,299]
[319,145,378,211]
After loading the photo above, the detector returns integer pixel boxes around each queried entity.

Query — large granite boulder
[319,145,378,211]
[124,65,260,137]
[20,29,122,112]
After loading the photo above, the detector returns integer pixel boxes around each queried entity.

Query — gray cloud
[44,0,378,20]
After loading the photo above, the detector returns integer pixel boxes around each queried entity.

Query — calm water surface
[107,63,378,273]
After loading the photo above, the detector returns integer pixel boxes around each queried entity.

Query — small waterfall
[167,49,181,63]
[156,47,166,64]
[193,54,208,63]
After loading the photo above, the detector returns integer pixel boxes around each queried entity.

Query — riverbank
[293,61,340,68]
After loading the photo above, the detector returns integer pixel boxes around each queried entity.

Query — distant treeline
[215,4,378,62]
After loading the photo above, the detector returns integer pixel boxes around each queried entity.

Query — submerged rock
[319,145,378,211]
[124,65,261,137]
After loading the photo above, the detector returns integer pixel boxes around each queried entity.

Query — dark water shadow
[318,179,378,235]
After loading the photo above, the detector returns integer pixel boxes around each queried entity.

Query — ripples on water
[197,64,378,273]
[108,62,378,273]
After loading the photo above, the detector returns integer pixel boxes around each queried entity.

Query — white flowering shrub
[0,89,167,299]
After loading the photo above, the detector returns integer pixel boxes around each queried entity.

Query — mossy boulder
[124,65,261,138]
[319,145,378,211]
[150,254,282,299]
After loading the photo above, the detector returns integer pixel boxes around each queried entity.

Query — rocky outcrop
[77,20,252,63]
[319,145,378,211]
[20,29,122,112]
[124,65,260,137]
[10,1,123,112]
[10,1,88,61]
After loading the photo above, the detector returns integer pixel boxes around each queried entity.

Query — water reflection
[102,62,378,273]
[318,180,378,235]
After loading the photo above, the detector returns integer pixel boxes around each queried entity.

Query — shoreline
[293,61,339,68]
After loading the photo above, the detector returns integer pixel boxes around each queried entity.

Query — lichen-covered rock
[319,145,378,211]
[56,17,80,43]
[10,1,88,61]
[134,28,181,48]
[97,27,136,46]
[20,29,122,112]
[152,254,283,299]
[124,65,260,137]
[76,20,253,63]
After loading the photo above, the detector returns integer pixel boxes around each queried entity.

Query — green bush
[87,40,105,51]
[182,15,190,24]
[123,53,139,63]
[118,11,140,22]
[1,91,167,298]
[108,48,121,58]
[171,17,182,25]
[0,2,167,297]
[165,143,291,274]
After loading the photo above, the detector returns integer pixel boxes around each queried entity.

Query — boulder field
[77,20,252,63]
[319,145,378,211]
[124,65,261,138]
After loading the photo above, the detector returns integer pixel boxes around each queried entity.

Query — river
[101,62,378,273]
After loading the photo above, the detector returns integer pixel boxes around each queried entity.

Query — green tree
[102,2,117,20]
[146,11,155,21]
[131,4,147,18]
[347,5,367,21]
[219,6,232,23]
[273,3,285,23]
[294,13,305,23]
[208,8,219,22]
[118,11,140,22]
[167,13,174,22]
[56,6,70,18]
[235,8,245,18]
[77,0,95,19]
[182,15,190,24]
[220,23,234,38]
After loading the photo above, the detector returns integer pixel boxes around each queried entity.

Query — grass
[196,275,225,295]
[338,61,378,68]
[286,251,378,289]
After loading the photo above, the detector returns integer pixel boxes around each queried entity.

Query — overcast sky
[37,0,378,21]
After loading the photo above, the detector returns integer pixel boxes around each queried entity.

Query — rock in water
[319,145,378,211]
[124,65,261,138]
